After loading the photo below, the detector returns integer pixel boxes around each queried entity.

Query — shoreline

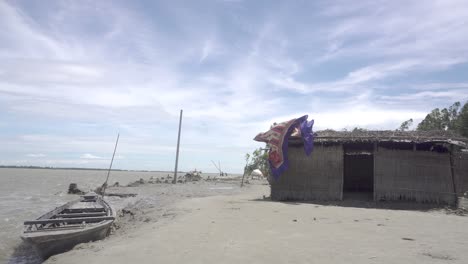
[0,166,242,175]
[0,166,185,173]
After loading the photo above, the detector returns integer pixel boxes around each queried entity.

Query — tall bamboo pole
[173,110,183,184]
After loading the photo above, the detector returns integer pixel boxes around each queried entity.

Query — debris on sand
[444,207,468,216]
[148,176,158,184]
[422,252,455,260]
[68,183,85,195]
[94,183,137,198]
[185,170,202,181]
[127,178,146,187]
[205,176,218,182]
[120,208,136,217]
[458,196,468,211]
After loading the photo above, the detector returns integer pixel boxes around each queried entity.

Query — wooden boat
[21,193,116,259]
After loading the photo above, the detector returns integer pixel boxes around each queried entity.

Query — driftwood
[105,193,137,198]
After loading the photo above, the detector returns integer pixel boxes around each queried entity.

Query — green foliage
[458,102,468,137]
[445,102,461,130]
[398,118,413,131]
[244,147,269,177]
[351,127,367,132]
[416,101,468,137]
[417,108,445,130]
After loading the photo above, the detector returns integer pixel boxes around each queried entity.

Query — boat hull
[22,220,112,259]
[21,194,115,260]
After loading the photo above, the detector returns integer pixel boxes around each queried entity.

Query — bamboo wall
[270,144,343,201]
[374,148,455,204]
[453,152,468,196]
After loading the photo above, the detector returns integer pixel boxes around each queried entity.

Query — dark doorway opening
[343,143,374,200]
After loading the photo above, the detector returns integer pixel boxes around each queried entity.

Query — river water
[0,168,225,263]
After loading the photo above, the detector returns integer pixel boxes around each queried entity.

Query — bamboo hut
[271,130,468,205]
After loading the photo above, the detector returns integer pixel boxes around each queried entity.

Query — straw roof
[290,130,468,147]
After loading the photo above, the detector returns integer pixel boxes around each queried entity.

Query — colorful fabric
[254,115,314,179]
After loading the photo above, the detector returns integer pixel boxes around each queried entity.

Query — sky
[1,0,468,173]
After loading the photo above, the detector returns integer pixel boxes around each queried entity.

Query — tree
[417,108,444,130]
[417,102,461,131]
[351,127,367,132]
[398,118,413,131]
[443,101,461,130]
[415,101,468,137]
[245,147,269,177]
[458,102,468,137]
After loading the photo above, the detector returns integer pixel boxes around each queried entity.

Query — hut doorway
[343,143,374,200]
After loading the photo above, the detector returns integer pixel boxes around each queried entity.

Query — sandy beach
[45,183,468,264]
[1,169,246,263]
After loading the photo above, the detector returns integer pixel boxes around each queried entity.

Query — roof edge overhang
[289,137,468,148]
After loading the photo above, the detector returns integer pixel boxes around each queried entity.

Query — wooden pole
[173,110,183,184]
[101,133,120,198]
[449,145,458,205]
[241,159,249,187]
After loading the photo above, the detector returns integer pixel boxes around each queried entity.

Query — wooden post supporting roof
[373,142,377,201]
[449,145,457,204]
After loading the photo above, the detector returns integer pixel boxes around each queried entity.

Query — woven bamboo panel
[453,152,468,196]
[374,148,455,204]
[270,144,343,201]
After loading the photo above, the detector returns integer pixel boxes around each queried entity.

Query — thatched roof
[290,130,468,147]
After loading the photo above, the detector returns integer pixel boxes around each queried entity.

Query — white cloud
[319,0,468,63]
[80,153,103,159]
[379,90,468,102]
[409,82,468,91]
[1,0,468,172]
[26,153,46,158]
[199,38,216,63]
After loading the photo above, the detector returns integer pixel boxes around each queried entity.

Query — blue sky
[1,0,468,173]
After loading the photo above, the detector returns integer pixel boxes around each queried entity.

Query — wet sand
[47,184,468,264]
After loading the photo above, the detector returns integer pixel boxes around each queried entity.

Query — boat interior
[23,194,114,233]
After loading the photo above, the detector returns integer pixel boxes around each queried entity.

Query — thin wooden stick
[101,133,120,197]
